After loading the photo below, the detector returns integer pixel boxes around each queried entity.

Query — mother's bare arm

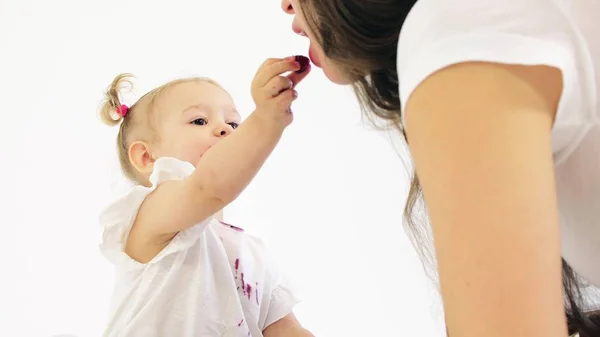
[405,61,565,337]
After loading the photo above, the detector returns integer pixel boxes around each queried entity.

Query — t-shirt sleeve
[98,157,213,270]
[261,255,301,329]
[397,0,596,158]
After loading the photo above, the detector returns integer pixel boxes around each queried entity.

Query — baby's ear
[128,141,155,176]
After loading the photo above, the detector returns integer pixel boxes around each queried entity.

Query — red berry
[294,55,310,73]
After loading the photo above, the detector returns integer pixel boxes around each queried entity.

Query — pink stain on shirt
[241,273,246,295]
[235,259,258,303]
[246,283,252,300]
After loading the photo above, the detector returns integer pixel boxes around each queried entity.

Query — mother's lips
[290,23,319,67]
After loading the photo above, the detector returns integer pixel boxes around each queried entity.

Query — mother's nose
[281,0,295,14]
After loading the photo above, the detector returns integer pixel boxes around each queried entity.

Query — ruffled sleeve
[263,277,301,328]
[262,258,302,329]
[98,157,213,270]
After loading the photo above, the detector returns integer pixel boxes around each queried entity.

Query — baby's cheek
[187,151,204,166]
[189,143,212,164]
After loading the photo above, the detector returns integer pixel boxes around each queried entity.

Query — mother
[281,1,600,336]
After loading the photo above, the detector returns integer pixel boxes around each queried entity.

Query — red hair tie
[116,104,129,118]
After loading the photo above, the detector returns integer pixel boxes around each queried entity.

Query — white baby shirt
[99,157,299,337]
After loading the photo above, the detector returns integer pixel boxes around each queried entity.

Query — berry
[294,55,310,73]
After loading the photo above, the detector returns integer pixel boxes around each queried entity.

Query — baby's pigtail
[99,73,135,126]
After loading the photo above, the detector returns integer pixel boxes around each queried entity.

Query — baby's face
[152,80,241,166]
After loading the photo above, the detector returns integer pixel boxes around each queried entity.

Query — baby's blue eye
[228,122,239,129]
[192,118,207,126]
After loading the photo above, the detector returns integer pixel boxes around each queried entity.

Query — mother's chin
[316,52,353,85]
[322,66,352,85]
[308,45,350,85]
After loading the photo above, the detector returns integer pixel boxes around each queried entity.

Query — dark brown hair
[299,0,600,335]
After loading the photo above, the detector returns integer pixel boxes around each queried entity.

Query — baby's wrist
[249,109,288,131]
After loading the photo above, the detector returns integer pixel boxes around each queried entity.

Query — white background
[0,0,445,336]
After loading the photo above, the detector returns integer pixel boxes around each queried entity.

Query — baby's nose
[213,125,231,137]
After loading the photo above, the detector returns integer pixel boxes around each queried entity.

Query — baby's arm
[127,115,284,262]
[263,313,314,337]
[127,58,302,262]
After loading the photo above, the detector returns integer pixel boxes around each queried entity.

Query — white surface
[0,0,444,336]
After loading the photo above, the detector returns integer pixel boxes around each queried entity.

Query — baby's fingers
[262,76,293,100]
[287,60,311,88]
[254,57,300,88]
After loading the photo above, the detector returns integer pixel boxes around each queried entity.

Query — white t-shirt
[99,157,299,337]
[397,0,600,286]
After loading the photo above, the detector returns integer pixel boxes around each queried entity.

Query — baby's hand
[250,56,311,126]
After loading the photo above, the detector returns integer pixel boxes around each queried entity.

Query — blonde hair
[98,73,222,183]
